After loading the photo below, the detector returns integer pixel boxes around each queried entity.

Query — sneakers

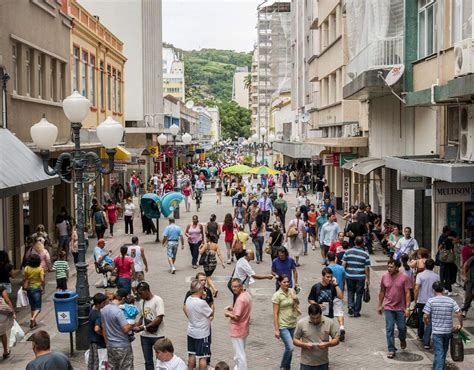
[462,310,467,319]
[447,291,458,297]
[400,340,407,350]
[348,307,354,316]
[423,345,431,350]
[353,313,361,318]
[339,329,345,342]
[311,246,316,251]
[171,265,176,274]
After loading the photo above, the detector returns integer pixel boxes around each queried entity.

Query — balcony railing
[346,36,404,81]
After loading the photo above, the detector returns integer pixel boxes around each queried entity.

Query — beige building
[0,0,72,266]
[232,67,250,109]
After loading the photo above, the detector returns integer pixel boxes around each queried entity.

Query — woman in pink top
[185,215,205,269]
[222,213,237,264]
[105,199,118,237]
[30,240,51,272]
[113,245,134,294]
[182,182,193,212]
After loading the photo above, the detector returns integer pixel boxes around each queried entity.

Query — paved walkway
[5,186,474,369]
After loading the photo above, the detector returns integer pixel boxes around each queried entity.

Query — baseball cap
[97,239,106,247]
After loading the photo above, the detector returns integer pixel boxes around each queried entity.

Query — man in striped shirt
[423,281,463,370]
[342,237,370,317]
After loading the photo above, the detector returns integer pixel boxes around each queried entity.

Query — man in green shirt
[274,193,288,233]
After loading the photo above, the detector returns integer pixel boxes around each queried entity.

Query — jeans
[124,215,133,234]
[346,278,365,314]
[141,335,161,370]
[58,235,70,252]
[253,236,264,262]
[384,310,407,352]
[109,223,115,236]
[432,333,451,370]
[231,336,248,370]
[462,281,474,312]
[282,182,289,193]
[440,262,456,292]
[416,303,432,346]
[27,287,42,311]
[300,364,328,370]
[279,327,295,370]
[189,241,202,266]
[117,277,132,294]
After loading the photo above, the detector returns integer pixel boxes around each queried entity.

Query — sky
[163,0,261,52]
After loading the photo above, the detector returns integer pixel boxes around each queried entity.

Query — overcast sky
[163,0,260,52]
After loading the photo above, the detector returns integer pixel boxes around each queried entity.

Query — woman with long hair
[234,200,246,226]
[31,240,51,272]
[0,285,15,358]
[251,213,266,264]
[113,245,134,294]
[105,199,118,237]
[182,181,193,212]
[23,254,45,328]
[222,213,237,264]
[206,214,220,242]
[215,177,223,205]
[185,215,205,269]
[0,251,14,294]
[272,275,301,370]
[267,223,284,261]
[199,234,226,297]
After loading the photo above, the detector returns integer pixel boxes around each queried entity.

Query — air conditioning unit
[349,123,360,137]
[459,106,474,161]
[454,38,474,77]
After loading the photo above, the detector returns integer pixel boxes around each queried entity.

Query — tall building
[163,47,185,101]
[193,106,212,141]
[207,107,221,141]
[232,67,250,109]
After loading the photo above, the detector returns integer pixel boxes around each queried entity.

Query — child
[119,294,139,342]
[105,288,115,303]
[88,293,107,370]
[52,250,69,291]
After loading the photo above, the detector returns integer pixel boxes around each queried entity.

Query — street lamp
[260,127,267,164]
[30,90,123,350]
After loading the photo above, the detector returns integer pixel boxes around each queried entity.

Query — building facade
[163,47,185,101]
[232,67,250,109]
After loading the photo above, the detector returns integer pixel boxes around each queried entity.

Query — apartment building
[163,47,185,101]
[232,67,250,109]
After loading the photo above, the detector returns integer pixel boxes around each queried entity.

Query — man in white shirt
[152,174,159,193]
[184,279,213,370]
[395,226,419,259]
[154,338,186,370]
[233,250,273,291]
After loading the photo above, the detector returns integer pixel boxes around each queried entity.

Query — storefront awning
[341,157,385,176]
[305,137,368,148]
[272,141,325,159]
[100,146,131,161]
[0,129,60,198]
[385,155,474,182]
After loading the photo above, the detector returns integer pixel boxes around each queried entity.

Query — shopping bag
[98,348,109,370]
[9,320,25,347]
[16,287,29,308]
[84,349,90,365]
[363,285,371,303]
[406,309,419,328]
[450,333,464,362]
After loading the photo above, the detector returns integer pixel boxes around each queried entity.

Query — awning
[272,141,325,159]
[341,157,385,176]
[100,146,131,161]
[0,129,60,198]
[305,136,368,148]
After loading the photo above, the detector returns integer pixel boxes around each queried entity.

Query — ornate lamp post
[30,91,124,350]
[157,124,192,219]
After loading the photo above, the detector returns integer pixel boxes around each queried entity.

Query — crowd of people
[1,155,473,370]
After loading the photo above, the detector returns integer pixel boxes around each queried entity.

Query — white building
[207,107,221,141]
[193,107,212,141]
[163,47,185,101]
[232,67,249,109]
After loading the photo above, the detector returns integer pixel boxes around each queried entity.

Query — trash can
[53,291,78,333]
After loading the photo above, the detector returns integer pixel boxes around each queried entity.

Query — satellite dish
[185,100,194,109]
[384,64,405,86]
[300,112,310,123]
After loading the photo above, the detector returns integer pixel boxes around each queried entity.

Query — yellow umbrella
[223,164,251,174]
[248,166,280,175]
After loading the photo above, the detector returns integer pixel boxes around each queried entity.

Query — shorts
[187,335,212,358]
[167,241,179,259]
[132,271,145,282]
[333,298,344,317]
[308,225,316,237]
[56,277,67,290]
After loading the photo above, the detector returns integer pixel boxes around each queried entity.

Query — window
[447,106,460,143]
[107,65,111,110]
[452,0,473,44]
[89,55,96,106]
[25,49,31,96]
[117,71,122,112]
[59,62,65,101]
[73,46,80,92]
[11,44,18,94]
[50,59,56,101]
[112,68,117,112]
[418,0,438,58]
[100,61,104,109]
[81,51,88,98]
[37,54,43,99]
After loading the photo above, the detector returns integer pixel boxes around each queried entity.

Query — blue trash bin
[53,291,78,333]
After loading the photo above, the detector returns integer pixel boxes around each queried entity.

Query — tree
[218,101,251,140]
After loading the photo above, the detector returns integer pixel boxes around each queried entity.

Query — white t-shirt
[124,202,136,217]
[153,175,159,186]
[127,245,144,272]
[233,257,255,288]
[185,296,212,339]
[56,220,69,236]
[155,355,187,370]
[139,295,165,338]
[397,237,419,255]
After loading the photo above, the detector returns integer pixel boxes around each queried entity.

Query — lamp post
[157,124,192,219]
[260,127,267,164]
[30,91,123,350]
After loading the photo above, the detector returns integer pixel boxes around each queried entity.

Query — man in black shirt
[88,293,108,369]
[183,272,215,311]
[308,268,343,319]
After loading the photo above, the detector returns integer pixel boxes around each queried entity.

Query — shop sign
[340,154,358,166]
[333,153,340,167]
[137,159,146,165]
[114,163,127,172]
[311,155,321,162]
[147,146,159,158]
[343,176,351,213]
[433,182,474,203]
[397,171,427,190]
[322,154,333,166]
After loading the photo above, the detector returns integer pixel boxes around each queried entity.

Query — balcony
[343,36,404,100]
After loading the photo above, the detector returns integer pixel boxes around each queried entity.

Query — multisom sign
[433,182,474,203]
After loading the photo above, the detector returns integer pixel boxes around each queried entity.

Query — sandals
[3,351,11,359]
[213,290,218,298]
[387,352,396,359]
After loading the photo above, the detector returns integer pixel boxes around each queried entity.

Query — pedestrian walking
[342,236,371,317]
[437,226,458,296]
[394,226,419,260]
[124,197,136,236]
[69,222,79,264]
[184,279,213,370]
[251,213,266,264]
[0,285,15,359]
[52,250,69,291]
[154,338,187,370]
[273,193,288,233]
[286,211,306,266]
[234,200,246,226]
[225,278,252,370]
[199,235,226,297]
[114,245,134,294]
[271,247,298,290]
[267,224,284,260]
[88,293,107,370]
[327,252,346,341]
[105,199,118,237]
[162,217,185,274]
[127,237,148,294]
[183,272,215,314]
[423,281,463,370]
[101,289,135,369]
[92,205,108,240]
[55,210,71,257]
[205,214,220,242]
[182,182,193,212]
[377,259,411,359]
[246,200,260,235]
[319,214,340,264]
[233,224,250,256]
[293,304,340,370]
[258,191,273,226]
[232,250,273,294]
[136,282,165,370]
[0,251,14,294]
[272,275,301,370]
[216,177,223,204]
[307,204,318,250]
[308,267,343,319]
[185,215,205,269]
[26,331,72,370]
[414,258,440,349]
[23,254,45,329]
[222,213,238,264]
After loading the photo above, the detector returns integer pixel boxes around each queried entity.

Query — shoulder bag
[439,245,455,264]
[287,220,299,238]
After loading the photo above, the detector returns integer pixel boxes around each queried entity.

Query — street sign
[322,154,333,166]
[433,182,474,203]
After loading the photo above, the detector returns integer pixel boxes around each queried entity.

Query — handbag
[450,333,464,362]
[406,309,419,328]
[287,220,299,238]
[363,284,371,303]
[233,234,243,253]
[199,249,210,266]
[439,247,455,263]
